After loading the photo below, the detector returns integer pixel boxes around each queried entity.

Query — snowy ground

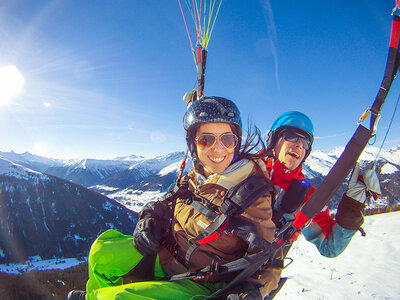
[0,256,86,274]
[275,211,400,300]
[0,212,398,299]
[108,189,166,212]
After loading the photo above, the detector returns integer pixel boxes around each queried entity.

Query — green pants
[86,229,224,300]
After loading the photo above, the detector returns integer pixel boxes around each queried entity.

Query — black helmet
[183,96,242,156]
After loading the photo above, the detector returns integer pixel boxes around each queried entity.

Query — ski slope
[275,211,400,299]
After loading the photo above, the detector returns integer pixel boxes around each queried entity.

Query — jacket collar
[194,159,251,188]
[264,156,305,190]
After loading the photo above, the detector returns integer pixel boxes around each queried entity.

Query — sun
[0,65,25,105]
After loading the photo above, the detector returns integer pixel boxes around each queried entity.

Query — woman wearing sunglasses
[69,97,280,300]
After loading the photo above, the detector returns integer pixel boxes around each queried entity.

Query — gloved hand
[226,282,262,300]
[345,163,368,203]
[345,163,381,203]
[133,201,172,256]
[336,164,381,231]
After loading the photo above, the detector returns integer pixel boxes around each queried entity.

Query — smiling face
[195,122,236,176]
[273,133,307,170]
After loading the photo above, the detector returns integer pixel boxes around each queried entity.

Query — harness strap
[220,176,274,215]
[204,241,284,299]
[228,222,273,253]
[183,176,275,264]
[162,176,192,204]
[185,214,228,264]
[169,245,284,283]
[188,200,220,221]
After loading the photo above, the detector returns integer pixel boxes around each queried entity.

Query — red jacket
[263,157,336,239]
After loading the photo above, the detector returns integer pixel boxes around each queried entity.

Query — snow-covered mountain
[0,157,138,264]
[303,145,400,209]
[45,158,133,187]
[1,146,399,213]
[44,152,185,189]
[0,151,63,173]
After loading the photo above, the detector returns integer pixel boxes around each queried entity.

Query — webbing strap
[293,125,372,228]
[184,176,274,264]
[205,242,283,299]
[370,14,400,129]
[185,214,228,264]
[189,200,219,221]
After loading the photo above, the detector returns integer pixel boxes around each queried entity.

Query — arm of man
[302,208,357,258]
[303,164,381,258]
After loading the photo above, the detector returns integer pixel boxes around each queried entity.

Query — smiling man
[263,111,381,298]
[264,111,361,257]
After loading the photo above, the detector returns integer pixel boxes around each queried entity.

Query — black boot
[67,290,86,300]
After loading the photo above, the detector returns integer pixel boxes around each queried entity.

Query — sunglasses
[280,130,312,150]
[195,133,239,150]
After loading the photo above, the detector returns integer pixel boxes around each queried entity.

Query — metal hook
[358,107,371,125]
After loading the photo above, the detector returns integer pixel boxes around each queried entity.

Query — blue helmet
[183,96,242,156]
[267,111,314,160]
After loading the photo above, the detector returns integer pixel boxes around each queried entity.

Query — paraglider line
[193,0,200,41]
[375,86,400,163]
[178,0,194,52]
[205,0,223,49]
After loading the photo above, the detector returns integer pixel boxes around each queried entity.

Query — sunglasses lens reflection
[196,134,238,150]
[197,135,216,150]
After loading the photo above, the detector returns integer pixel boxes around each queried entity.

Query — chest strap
[184,175,275,265]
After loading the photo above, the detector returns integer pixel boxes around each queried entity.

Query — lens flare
[0,65,25,105]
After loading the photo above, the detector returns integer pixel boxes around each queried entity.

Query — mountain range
[0,156,138,264]
[0,146,399,263]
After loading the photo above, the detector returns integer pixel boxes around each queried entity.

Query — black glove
[226,282,262,300]
[335,193,365,231]
[335,164,377,232]
[133,201,172,256]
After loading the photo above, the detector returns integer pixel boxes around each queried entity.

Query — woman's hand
[133,201,172,256]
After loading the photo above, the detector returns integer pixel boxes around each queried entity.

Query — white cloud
[259,0,280,90]
[315,132,347,140]
[150,131,166,143]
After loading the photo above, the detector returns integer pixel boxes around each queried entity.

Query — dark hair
[236,121,267,162]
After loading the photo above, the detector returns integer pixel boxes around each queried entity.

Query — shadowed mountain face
[0,164,138,264]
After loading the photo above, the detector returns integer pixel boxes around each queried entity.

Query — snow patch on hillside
[381,163,398,175]
[108,189,166,212]
[0,256,87,274]
[158,161,181,176]
[304,150,336,176]
[0,156,48,182]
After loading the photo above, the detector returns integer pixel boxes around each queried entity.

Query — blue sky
[1,0,399,159]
